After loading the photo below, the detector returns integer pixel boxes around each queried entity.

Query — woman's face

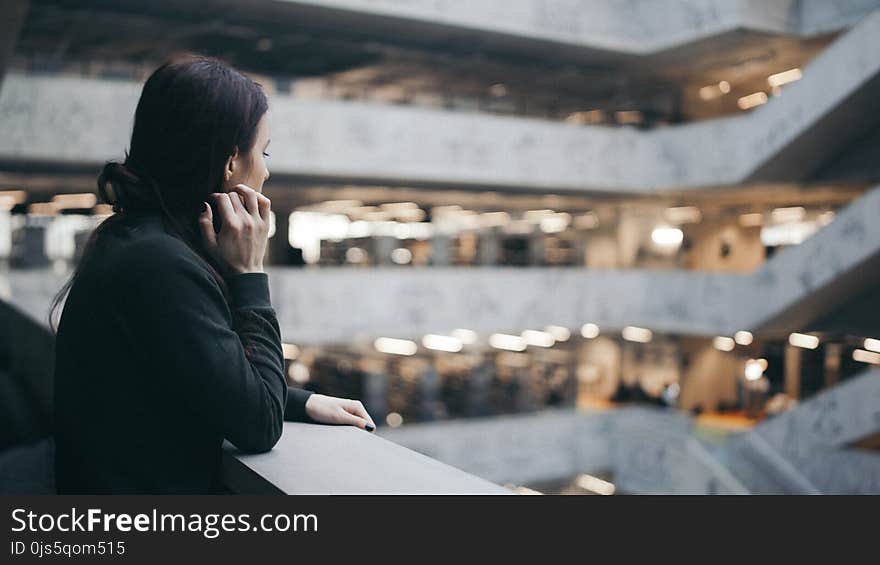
[223,113,271,193]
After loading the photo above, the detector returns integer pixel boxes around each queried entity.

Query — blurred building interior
[1,0,879,494]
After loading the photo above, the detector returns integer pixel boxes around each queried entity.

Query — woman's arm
[114,236,286,453]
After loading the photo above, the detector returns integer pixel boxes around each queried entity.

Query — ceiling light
[489,333,527,352]
[581,323,600,339]
[374,337,418,356]
[622,326,652,343]
[734,331,754,346]
[422,334,463,353]
[738,92,768,110]
[788,333,819,350]
[767,68,802,88]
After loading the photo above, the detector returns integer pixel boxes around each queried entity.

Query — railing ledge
[221,422,512,494]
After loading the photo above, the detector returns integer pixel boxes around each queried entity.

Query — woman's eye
[262,152,270,158]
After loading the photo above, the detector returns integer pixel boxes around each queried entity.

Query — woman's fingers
[232,184,260,216]
[256,194,271,222]
[198,202,217,248]
[343,400,376,431]
[337,409,372,432]
[210,193,237,229]
[228,190,246,215]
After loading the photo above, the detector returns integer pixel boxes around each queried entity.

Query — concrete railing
[379,370,880,494]
[6,184,880,342]
[222,422,511,494]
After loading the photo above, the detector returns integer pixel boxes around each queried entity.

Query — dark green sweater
[54,212,313,493]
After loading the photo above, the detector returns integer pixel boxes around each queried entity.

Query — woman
[52,55,375,494]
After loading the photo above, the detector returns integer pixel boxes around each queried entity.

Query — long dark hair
[49,54,269,334]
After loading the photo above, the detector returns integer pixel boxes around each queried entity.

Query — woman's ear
[223,147,240,187]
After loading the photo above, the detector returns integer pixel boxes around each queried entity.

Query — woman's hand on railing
[305,395,377,432]
[199,184,270,275]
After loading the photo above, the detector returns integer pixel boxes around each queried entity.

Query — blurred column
[528,231,544,266]
[572,232,588,267]
[0,209,12,268]
[268,208,290,265]
[478,227,500,265]
[12,224,49,269]
[784,344,802,400]
[824,343,842,388]
[466,362,492,417]
[363,371,387,426]
[418,367,440,421]
[431,234,451,266]
[372,236,396,266]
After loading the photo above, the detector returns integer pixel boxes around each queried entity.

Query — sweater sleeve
[114,237,286,453]
[286,387,316,423]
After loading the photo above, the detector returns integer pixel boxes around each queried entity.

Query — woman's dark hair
[49,54,269,334]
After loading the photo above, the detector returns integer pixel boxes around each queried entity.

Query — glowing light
[650,227,683,247]
[698,81,731,100]
[853,349,880,364]
[489,333,527,352]
[0,190,26,210]
[521,330,555,348]
[287,362,310,384]
[345,247,367,263]
[386,412,404,427]
[524,209,555,223]
[734,331,754,346]
[817,211,835,226]
[738,92,768,110]
[374,337,418,356]
[391,248,412,265]
[51,193,97,209]
[771,206,806,223]
[788,333,819,350]
[622,326,653,343]
[580,323,600,339]
[768,68,802,88]
[422,334,463,353]
[761,222,819,246]
[864,338,880,353]
[480,211,511,227]
[540,212,571,234]
[509,485,543,495]
[575,474,616,495]
[267,210,276,238]
[488,83,508,98]
[615,110,643,125]
[744,358,766,381]
[281,343,300,360]
[565,110,604,125]
[545,325,571,342]
[713,336,735,352]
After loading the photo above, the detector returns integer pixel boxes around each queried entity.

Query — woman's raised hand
[199,184,271,275]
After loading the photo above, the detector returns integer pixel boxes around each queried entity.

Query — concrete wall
[280,0,876,53]
[1,10,879,192]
